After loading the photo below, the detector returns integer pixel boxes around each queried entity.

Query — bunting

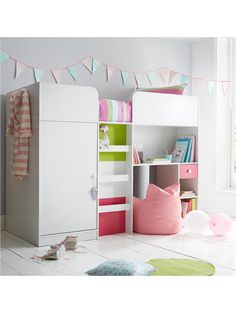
[67,65,77,80]
[34,68,44,82]
[146,72,155,86]
[15,62,26,79]
[168,70,177,84]
[180,74,189,85]
[0,51,9,63]
[208,81,215,95]
[0,50,232,97]
[106,66,115,82]
[121,71,129,85]
[51,69,62,83]
[92,59,101,73]
[221,81,230,97]
[134,73,143,87]
[159,68,169,83]
[82,56,93,73]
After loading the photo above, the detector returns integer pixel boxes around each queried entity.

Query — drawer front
[180,164,198,179]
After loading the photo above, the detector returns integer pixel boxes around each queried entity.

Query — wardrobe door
[40,121,98,235]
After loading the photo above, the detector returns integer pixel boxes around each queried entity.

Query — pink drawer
[180,164,198,179]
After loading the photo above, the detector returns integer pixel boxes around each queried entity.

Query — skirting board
[0,215,6,231]
[39,229,98,247]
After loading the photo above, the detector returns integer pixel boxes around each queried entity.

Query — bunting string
[0,50,232,97]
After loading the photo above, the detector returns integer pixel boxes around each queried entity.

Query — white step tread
[99,174,129,183]
[99,203,131,213]
[99,145,130,152]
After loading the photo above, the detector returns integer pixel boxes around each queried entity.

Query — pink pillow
[133,183,182,235]
[137,84,186,95]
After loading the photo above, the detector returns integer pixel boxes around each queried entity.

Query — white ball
[184,210,210,234]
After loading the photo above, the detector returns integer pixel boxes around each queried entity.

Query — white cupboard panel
[40,121,98,235]
[40,83,99,122]
[133,92,198,126]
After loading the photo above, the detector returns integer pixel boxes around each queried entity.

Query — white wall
[192,38,236,217]
[0,37,192,216]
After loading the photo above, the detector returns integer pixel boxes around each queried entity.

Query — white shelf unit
[132,92,199,206]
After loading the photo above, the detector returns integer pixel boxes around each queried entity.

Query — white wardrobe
[6,83,99,246]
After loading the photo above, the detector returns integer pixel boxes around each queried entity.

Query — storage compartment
[180,164,198,179]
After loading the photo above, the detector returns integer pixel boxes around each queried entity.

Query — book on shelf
[172,136,196,163]
[133,146,140,164]
[180,190,196,198]
[145,157,171,164]
[181,200,192,218]
[181,196,197,217]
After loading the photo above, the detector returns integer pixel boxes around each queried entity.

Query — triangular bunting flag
[134,73,143,87]
[15,61,26,79]
[180,74,189,85]
[106,66,115,82]
[34,68,44,82]
[121,71,129,85]
[82,56,93,73]
[51,69,62,83]
[168,70,177,84]
[159,68,169,83]
[146,72,154,86]
[0,51,9,63]
[92,58,101,73]
[221,81,230,97]
[208,81,215,95]
[67,65,77,80]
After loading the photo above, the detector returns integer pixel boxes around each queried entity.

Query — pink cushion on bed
[133,183,182,235]
[137,84,186,95]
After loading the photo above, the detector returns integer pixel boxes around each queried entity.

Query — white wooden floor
[1,222,236,276]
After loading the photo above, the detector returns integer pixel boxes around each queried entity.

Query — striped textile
[99,99,132,122]
[6,89,32,180]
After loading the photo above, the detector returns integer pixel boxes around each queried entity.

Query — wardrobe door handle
[91,187,98,201]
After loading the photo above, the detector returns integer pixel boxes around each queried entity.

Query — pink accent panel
[99,99,108,121]
[180,164,198,179]
[99,197,126,236]
[133,184,182,235]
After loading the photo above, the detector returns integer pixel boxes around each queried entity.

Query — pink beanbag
[133,183,182,235]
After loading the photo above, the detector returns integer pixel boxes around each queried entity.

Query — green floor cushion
[147,258,215,276]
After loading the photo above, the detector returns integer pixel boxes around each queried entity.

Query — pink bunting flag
[106,66,115,82]
[221,81,230,97]
[168,70,177,84]
[51,69,62,83]
[134,73,143,87]
[159,68,169,84]
[15,61,26,79]
[82,56,93,73]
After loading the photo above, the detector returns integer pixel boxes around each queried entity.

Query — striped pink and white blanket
[6,89,32,180]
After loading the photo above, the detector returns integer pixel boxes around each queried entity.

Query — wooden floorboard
[1,222,236,276]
